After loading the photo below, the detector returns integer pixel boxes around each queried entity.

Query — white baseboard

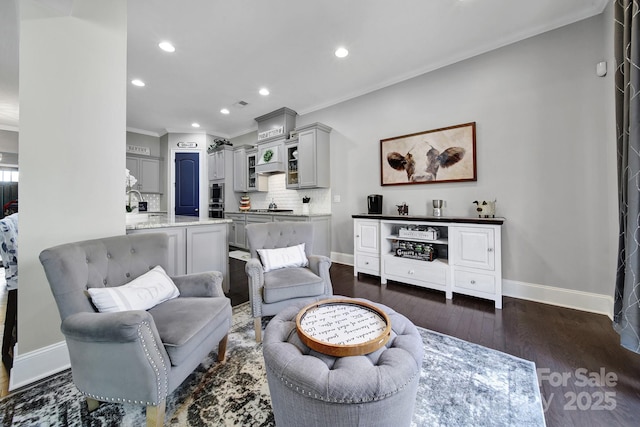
[331,251,353,266]
[502,279,614,320]
[331,252,613,319]
[9,340,70,391]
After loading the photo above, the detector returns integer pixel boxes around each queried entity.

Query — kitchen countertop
[225,211,331,217]
[126,213,231,230]
[352,213,505,225]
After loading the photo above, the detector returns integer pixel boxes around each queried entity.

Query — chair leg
[254,317,262,343]
[217,334,228,363]
[86,397,100,412]
[146,401,166,427]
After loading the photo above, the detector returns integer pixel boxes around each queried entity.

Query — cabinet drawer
[454,270,495,294]
[384,257,447,286]
[356,254,380,273]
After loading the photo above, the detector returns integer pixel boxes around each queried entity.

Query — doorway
[175,152,199,216]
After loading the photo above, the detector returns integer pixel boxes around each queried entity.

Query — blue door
[175,152,199,216]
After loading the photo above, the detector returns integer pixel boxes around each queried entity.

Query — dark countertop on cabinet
[352,213,505,225]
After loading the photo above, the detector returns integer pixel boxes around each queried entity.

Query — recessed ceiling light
[191,122,200,128]
[259,88,270,96]
[131,79,145,87]
[220,108,230,115]
[335,47,349,58]
[158,41,175,53]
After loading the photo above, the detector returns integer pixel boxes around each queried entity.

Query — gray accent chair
[39,233,232,427]
[245,221,332,342]
[263,299,424,427]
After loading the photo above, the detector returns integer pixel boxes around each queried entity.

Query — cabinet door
[208,151,225,181]
[297,129,317,188]
[127,156,161,194]
[139,158,161,193]
[233,149,247,192]
[451,227,495,270]
[246,152,258,191]
[285,142,299,188]
[355,219,379,254]
[126,157,139,184]
[215,150,225,180]
[186,225,228,273]
[208,152,217,180]
[229,220,246,248]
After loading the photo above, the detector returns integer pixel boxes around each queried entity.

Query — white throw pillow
[87,265,180,313]
[257,243,308,272]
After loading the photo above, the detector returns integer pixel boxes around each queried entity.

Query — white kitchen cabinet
[286,123,331,189]
[233,147,247,192]
[352,215,504,308]
[246,148,268,192]
[126,155,162,193]
[233,146,267,193]
[208,147,231,181]
[226,213,247,249]
[353,219,380,276]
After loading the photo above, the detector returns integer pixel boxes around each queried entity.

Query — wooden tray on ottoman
[295,298,391,357]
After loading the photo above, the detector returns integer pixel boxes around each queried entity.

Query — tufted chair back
[246,221,314,258]
[40,233,169,321]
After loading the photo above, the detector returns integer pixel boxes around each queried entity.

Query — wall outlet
[333,195,341,203]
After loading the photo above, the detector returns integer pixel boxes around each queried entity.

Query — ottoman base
[263,298,424,427]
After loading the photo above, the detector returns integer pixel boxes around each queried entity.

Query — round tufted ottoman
[263,298,424,427]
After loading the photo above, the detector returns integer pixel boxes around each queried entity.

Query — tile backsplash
[129,193,162,212]
[236,174,331,213]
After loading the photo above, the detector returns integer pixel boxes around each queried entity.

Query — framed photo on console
[380,122,476,186]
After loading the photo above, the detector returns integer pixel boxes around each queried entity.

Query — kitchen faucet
[126,189,145,211]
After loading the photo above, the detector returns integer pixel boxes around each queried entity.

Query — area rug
[229,250,251,262]
[0,303,545,426]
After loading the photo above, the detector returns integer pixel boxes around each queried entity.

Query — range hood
[253,107,298,174]
[255,143,285,174]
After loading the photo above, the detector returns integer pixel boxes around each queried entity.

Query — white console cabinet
[353,215,504,308]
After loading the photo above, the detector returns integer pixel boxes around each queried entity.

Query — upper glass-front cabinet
[286,141,299,188]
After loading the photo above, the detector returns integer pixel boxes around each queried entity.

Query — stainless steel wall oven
[209,183,224,218]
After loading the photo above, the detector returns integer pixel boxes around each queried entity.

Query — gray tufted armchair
[39,233,232,427]
[245,221,333,342]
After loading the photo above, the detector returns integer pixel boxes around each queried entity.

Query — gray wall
[295,12,615,297]
[126,131,161,157]
[19,0,127,359]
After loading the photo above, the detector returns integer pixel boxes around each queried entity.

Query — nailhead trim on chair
[77,321,168,407]
[138,320,168,405]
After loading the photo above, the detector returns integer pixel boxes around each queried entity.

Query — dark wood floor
[227,259,640,427]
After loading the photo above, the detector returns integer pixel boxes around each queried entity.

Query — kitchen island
[126,213,232,292]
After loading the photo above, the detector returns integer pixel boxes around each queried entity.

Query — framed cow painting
[380,122,477,186]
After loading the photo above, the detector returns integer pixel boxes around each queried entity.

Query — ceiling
[0,0,609,138]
